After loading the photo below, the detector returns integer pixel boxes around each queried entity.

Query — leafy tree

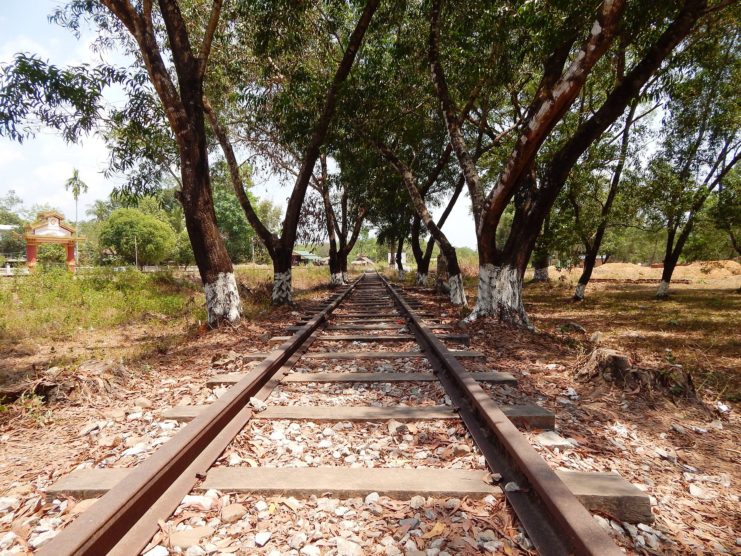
[0,208,25,256]
[204,0,381,304]
[427,0,716,326]
[642,22,740,298]
[173,229,195,267]
[1,0,241,325]
[64,167,88,235]
[99,208,176,267]
[37,244,66,265]
[709,166,740,255]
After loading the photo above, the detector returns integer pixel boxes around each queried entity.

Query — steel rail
[39,278,361,556]
[380,275,622,556]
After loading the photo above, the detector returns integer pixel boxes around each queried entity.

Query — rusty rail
[40,272,622,555]
[380,275,622,556]
[39,279,360,556]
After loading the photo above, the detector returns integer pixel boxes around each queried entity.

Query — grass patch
[0,267,203,344]
[524,283,741,401]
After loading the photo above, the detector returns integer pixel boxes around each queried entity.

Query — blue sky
[0,1,478,249]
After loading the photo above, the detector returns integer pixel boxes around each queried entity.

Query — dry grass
[525,281,741,401]
[0,265,344,395]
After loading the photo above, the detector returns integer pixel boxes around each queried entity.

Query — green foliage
[709,167,740,255]
[0,208,25,255]
[210,162,282,264]
[0,267,201,343]
[65,168,88,202]
[99,208,176,266]
[37,244,66,265]
[0,53,129,143]
[173,229,195,267]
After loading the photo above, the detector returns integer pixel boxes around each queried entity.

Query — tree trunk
[531,245,550,282]
[339,251,350,284]
[271,247,293,305]
[657,255,679,299]
[435,252,450,294]
[395,236,405,279]
[416,258,430,286]
[328,248,343,286]
[466,263,530,328]
[467,188,538,327]
[574,241,600,301]
[177,79,241,327]
[410,215,429,285]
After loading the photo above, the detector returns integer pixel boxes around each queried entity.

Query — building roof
[293,250,322,261]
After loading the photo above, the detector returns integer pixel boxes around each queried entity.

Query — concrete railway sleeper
[41,272,646,555]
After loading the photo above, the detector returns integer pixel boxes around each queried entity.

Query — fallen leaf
[422,522,446,539]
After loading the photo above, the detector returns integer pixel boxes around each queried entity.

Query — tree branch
[198,0,224,77]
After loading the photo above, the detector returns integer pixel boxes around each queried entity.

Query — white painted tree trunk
[656,280,670,299]
[397,269,405,280]
[533,266,549,281]
[272,270,293,305]
[330,272,344,286]
[204,272,242,326]
[341,271,349,284]
[448,273,467,306]
[415,272,428,286]
[574,283,586,301]
[465,264,531,328]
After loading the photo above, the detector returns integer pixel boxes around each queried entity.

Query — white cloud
[0,34,50,62]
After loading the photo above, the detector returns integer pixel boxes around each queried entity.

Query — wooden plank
[556,471,654,524]
[45,468,651,523]
[269,336,291,343]
[46,468,129,499]
[303,351,425,359]
[327,324,454,330]
[304,350,484,360]
[208,371,516,387]
[199,467,501,498]
[316,334,468,344]
[161,404,553,428]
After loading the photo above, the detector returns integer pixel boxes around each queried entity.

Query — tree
[173,228,195,267]
[709,167,741,255]
[1,0,242,325]
[204,0,380,304]
[643,21,740,298]
[428,0,713,325]
[0,209,25,257]
[568,99,642,300]
[314,154,367,285]
[99,208,176,267]
[64,167,88,240]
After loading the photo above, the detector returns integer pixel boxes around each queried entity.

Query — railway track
[40,272,646,555]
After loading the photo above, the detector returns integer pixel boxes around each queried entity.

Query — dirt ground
[0,269,738,554]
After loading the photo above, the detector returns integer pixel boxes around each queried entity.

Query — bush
[99,208,176,266]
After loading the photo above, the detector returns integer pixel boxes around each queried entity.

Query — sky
[0,1,479,249]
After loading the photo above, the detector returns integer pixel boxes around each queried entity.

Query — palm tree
[65,168,88,262]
